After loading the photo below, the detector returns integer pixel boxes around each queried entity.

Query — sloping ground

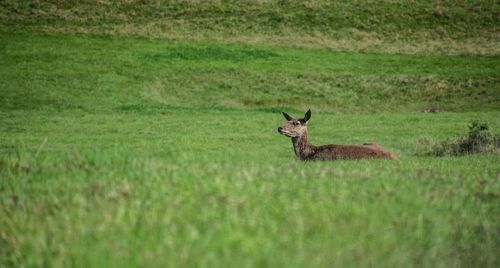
[1,32,498,113]
[1,2,499,267]
[1,0,499,55]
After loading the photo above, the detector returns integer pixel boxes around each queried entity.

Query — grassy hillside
[1,0,499,54]
[1,32,498,113]
[1,31,499,267]
[1,1,499,267]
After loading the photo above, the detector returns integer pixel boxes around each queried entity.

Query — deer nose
[278,127,283,132]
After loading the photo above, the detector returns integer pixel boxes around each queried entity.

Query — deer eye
[293,122,300,126]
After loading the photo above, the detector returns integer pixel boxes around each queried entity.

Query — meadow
[1,1,499,267]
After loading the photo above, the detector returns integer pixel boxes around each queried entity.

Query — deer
[277,109,396,161]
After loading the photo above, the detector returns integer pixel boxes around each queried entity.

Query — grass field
[1,1,500,267]
[1,0,499,55]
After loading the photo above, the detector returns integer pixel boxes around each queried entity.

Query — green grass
[0,9,499,267]
[1,0,499,55]
[1,32,498,113]
[1,109,500,267]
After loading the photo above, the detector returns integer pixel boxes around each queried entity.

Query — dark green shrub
[432,121,500,156]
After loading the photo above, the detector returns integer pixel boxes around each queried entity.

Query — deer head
[277,109,311,138]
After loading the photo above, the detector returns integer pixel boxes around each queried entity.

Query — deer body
[278,110,396,161]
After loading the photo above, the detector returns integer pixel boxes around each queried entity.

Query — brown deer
[277,110,396,161]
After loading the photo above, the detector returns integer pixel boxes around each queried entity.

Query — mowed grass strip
[1,109,500,159]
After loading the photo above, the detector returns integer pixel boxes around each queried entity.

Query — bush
[432,121,500,156]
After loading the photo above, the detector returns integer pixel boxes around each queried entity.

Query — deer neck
[291,129,314,159]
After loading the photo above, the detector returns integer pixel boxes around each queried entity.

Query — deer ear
[282,112,293,121]
[303,109,311,122]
